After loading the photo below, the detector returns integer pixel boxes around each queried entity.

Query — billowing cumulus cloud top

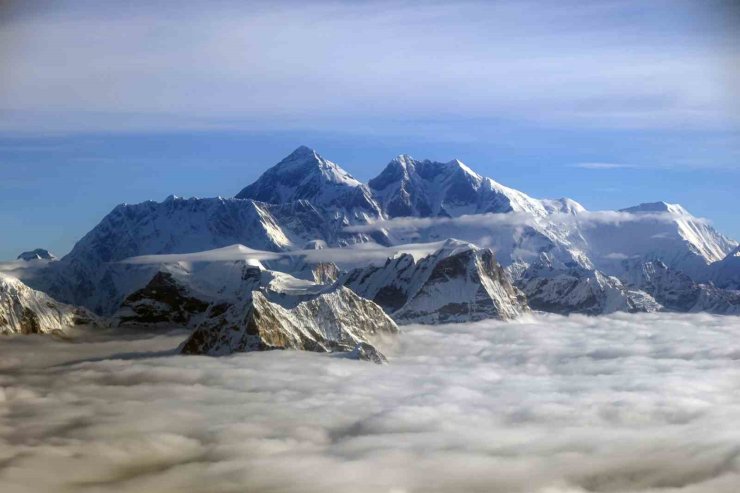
[1,312,739,492]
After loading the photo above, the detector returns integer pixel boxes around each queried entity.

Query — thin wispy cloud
[344,210,699,234]
[0,0,737,134]
[111,211,699,270]
[117,242,448,268]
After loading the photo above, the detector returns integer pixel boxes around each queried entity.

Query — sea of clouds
[1,312,739,493]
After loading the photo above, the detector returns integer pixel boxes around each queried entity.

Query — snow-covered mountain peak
[588,201,737,278]
[0,272,94,335]
[235,147,381,222]
[369,154,567,218]
[17,249,56,261]
[542,197,587,215]
[237,146,362,198]
[375,155,480,182]
[620,201,689,216]
[289,144,316,157]
[435,238,478,256]
[446,158,480,178]
[17,146,738,323]
[341,236,528,323]
[391,153,416,168]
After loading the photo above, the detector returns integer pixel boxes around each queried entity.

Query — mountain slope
[711,246,740,290]
[112,257,398,361]
[0,273,94,335]
[619,259,740,314]
[367,154,735,282]
[513,255,660,315]
[181,288,396,362]
[236,146,383,224]
[27,196,377,314]
[340,239,528,324]
[17,249,56,261]
[584,202,737,281]
[369,154,580,218]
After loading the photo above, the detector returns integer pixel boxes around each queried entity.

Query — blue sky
[0,0,738,260]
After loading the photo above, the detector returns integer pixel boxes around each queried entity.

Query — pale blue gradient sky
[0,0,738,259]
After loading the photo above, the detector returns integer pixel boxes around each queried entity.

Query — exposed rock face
[621,260,740,315]
[341,239,528,324]
[17,249,56,261]
[516,256,740,316]
[0,273,94,335]
[310,262,340,284]
[181,288,398,359]
[110,260,398,361]
[347,341,388,364]
[514,258,660,315]
[114,272,210,326]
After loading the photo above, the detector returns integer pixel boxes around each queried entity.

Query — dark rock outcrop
[341,239,528,324]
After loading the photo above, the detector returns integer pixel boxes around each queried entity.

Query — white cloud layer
[1,312,739,492]
[344,210,696,233]
[117,242,448,268]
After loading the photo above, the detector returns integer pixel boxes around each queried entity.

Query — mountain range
[2,145,738,359]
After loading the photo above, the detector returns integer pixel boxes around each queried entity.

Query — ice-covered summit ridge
[238,146,363,194]
[620,201,690,215]
[235,146,382,223]
[369,154,578,218]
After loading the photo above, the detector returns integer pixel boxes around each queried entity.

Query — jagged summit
[235,146,381,222]
[340,238,528,323]
[373,154,480,182]
[17,249,56,261]
[435,238,478,256]
[237,148,586,221]
[0,273,94,334]
[110,259,398,361]
[236,146,362,194]
[369,154,561,218]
